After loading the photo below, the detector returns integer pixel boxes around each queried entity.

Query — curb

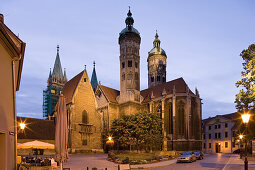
[130,159,177,169]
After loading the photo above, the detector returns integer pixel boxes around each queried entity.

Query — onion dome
[119,7,140,36]
[148,32,167,57]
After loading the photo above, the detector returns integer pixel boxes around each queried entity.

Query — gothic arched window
[82,110,88,124]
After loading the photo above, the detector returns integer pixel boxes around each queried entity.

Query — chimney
[0,14,3,23]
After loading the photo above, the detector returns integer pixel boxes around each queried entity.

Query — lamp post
[239,135,243,158]
[242,113,250,170]
[106,136,114,153]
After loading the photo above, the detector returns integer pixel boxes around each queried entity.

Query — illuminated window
[225,142,228,148]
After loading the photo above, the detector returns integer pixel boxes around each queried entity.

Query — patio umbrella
[17,140,54,149]
[55,94,69,170]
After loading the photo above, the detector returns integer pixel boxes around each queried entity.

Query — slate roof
[62,70,84,104]
[17,117,55,140]
[0,14,26,91]
[141,77,194,103]
[99,85,120,103]
[91,62,98,92]
[52,47,64,80]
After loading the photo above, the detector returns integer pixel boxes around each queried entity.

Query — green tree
[110,112,163,152]
[235,44,255,111]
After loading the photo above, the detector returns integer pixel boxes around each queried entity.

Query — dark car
[177,152,197,163]
[233,149,241,154]
[194,151,204,160]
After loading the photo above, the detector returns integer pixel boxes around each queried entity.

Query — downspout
[12,60,17,170]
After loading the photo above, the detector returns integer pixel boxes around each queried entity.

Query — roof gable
[62,70,84,104]
[99,85,119,103]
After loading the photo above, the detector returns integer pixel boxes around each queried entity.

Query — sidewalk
[223,154,255,170]
[130,159,177,169]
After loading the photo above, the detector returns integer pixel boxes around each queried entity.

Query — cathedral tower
[148,32,167,88]
[43,45,67,118]
[118,8,141,104]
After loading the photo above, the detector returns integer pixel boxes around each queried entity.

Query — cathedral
[61,9,202,152]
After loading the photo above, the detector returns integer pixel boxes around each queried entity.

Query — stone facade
[64,9,202,152]
[94,9,202,151]
[62,69,102,153]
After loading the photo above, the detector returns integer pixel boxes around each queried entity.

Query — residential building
[202,113,240,153]
[0,14,26,169]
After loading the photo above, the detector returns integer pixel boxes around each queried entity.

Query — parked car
[194,151,204,160]
[177,152,197,163]
[233,149,241,154]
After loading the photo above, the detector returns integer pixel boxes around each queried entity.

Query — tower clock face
[51,89,55,94]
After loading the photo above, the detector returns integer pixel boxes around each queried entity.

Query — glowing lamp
[242,113,250,124]
[239,134,243,140]
[20,123,26,130]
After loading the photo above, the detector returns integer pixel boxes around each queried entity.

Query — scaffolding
[43,86,61,118]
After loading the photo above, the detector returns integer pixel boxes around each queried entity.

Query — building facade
[62,68,102,153]
[202,113,239,153]
[0,14,25,169]
[62,9,202,152]
[43,46,67,118]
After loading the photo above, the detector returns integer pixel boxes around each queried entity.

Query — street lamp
[106,136,114,153]
[242,113,250,170]
[19,122,26,130]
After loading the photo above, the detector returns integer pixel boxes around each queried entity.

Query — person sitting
[44,157,50,166]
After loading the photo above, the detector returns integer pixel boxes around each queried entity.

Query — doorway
[0,133,6,169]
[215,143,221,153]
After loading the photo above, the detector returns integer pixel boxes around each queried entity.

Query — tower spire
[125,7,134,30]
[91,61,98,92]
[52,45,64,82]
[153,30,161,48]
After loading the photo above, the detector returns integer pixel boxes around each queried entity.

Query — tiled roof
[17,117,55,140]
[62,71,84,104]
[0,14,26,91]
[141,77,194,103]
[99,85,120,103]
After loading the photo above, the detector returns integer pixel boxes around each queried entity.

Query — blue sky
[1,0,254,119]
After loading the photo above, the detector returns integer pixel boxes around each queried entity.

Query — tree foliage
[110,112,163,151]
[235,44,255,111]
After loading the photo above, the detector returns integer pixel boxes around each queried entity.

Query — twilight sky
[1,0,255,119]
